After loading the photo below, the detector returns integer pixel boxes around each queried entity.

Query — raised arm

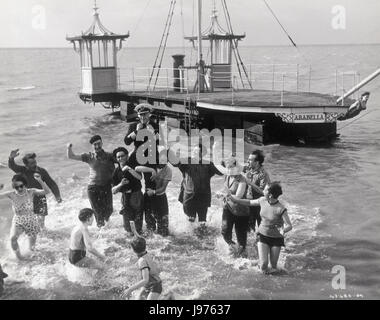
[67,143,82,161]
[32,173,50,196]
[40,168,62,202]
[124,122,139,146]
[282,210,292,235]
[82,227,106,260]
[0,184,12,200]
[213,164,228,176]
[8,149,26,173]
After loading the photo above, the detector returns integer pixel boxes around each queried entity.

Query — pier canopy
[66,3,129,95]
[185,5,245,89]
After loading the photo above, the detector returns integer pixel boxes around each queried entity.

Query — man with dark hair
[112,147,144,236]
[244,149,271,232]
[8,149,62,228]
[67,136,116,228]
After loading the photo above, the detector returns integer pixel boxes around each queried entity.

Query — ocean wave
[0,178,328,300]
[7,86,36,92]
[2,121,48,137]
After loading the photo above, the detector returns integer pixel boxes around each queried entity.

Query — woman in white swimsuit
[0,173,50,260]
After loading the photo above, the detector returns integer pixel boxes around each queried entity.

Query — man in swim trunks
[69,208,106,269]
[67,136,116,228]
[8,149,62,228]
[122,236,162,300]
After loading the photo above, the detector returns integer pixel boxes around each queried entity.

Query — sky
[0,0,379,47]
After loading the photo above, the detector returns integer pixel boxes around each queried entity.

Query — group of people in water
[0,103,292,299]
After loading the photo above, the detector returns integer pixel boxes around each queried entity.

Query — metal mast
[197,0,205,93]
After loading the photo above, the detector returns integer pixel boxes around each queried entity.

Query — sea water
[0,45,380,300]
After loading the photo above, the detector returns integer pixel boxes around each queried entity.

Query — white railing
[116,64,360,106]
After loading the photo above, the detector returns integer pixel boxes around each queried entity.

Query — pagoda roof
[66,4,129,41]
[184,7,245,42]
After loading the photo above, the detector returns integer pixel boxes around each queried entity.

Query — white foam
[7,86,36,91]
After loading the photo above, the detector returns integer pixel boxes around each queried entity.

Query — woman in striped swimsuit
[0,173,50,260]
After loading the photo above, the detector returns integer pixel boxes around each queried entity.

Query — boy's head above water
[130,236,146,254]
[78,208,95,224]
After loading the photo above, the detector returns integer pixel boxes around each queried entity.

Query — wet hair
[12,174,28,187]
[89,135,102,145]
[22,153,36,166]
[78,208,94,222]
[250,150,265,165]
[130,236,146,254]
[267,182,283,199]
[113,147,129,159]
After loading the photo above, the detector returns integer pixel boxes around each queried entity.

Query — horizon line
[1,42,380,49]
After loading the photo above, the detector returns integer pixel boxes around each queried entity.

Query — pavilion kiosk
[184,6,245,91]
[66,4,129,101]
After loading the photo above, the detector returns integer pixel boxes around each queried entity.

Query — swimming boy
[122,236,162,300]
[228,182,292,273]
[68,208,106,269]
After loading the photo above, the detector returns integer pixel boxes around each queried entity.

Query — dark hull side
[198,111,338,145]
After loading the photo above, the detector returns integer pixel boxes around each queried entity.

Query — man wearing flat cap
[67,135,116,228]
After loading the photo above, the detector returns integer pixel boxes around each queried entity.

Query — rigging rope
[148,0,177,90]
[180,0,185,54]
[262,0,297,48]
[119,0,152,61]
[221,0,253,89]
[261,0,314,67]
[153,0,177,90]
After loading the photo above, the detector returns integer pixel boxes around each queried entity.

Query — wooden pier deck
[120,89,355,111]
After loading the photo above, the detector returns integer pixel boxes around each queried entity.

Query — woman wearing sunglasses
[0,173,50,260]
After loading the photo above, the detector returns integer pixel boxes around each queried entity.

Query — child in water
[122,223,163,300]
[228,182,292,273]
[68,208,106,269]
